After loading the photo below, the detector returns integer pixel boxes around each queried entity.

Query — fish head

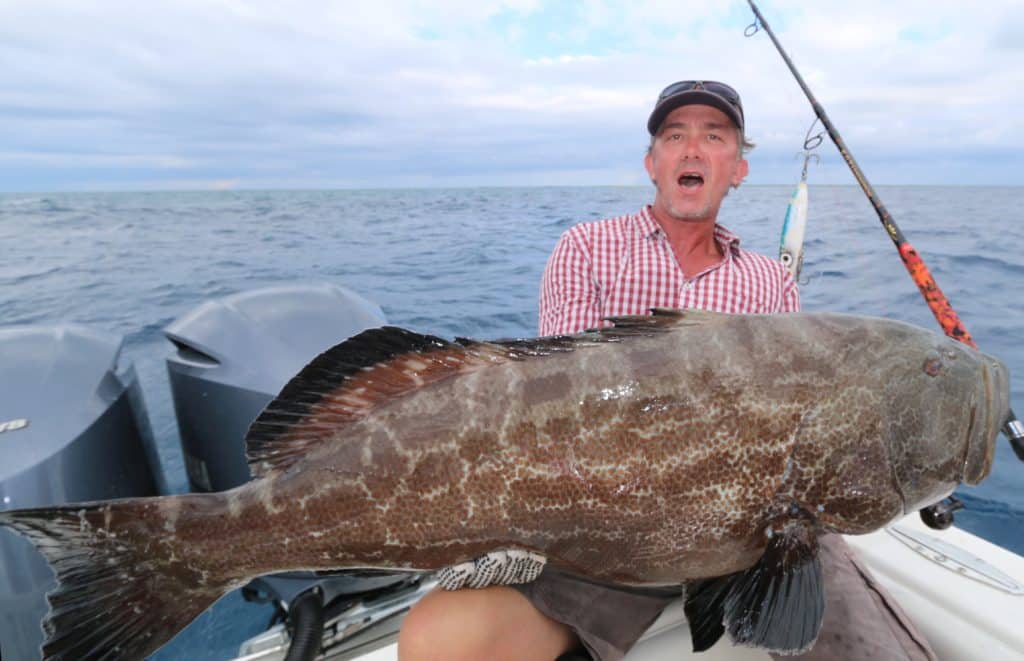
[883,332,1009,513]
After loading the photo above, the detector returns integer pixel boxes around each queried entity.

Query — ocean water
[1,185,1022,659]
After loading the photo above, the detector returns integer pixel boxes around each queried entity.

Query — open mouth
[677,173,705,188]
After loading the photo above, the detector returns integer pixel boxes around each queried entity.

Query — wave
[1,265,63,286]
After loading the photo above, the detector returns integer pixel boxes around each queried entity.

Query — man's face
[644,104,749,224]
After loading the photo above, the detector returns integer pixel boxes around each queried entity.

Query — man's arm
[781,270,801,313]
[538,229,603,336]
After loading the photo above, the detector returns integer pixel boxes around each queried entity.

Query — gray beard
[657,182,730,222]
[666,202,713,221]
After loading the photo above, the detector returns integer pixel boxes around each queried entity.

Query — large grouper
[0,309,1010,659]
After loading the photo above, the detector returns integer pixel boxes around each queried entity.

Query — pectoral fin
[685,523,824,655]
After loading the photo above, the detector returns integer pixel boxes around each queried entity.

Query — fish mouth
[959,403,977,483]
[963,356,1008,484]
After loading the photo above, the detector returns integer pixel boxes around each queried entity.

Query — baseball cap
[647,80,745,136]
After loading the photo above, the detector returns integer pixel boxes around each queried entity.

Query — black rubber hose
[284,589,325,661]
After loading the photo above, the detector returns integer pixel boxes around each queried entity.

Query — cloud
[1,0,1022,190]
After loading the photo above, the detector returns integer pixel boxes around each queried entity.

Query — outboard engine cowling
[164,282,387,492]
[0,324,161,661]
[164,283,426,659]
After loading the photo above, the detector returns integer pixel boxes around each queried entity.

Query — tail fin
[0,499,225,660]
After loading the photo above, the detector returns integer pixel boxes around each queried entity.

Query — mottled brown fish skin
[133,311,1007,588]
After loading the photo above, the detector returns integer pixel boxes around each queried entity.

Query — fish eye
[922,357,943,377]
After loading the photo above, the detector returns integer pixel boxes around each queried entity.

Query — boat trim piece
[234,577,435,660]
[0,418,29,434]
[886,525,1024,595]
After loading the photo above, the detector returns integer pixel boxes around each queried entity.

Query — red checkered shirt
[538,205,800,335]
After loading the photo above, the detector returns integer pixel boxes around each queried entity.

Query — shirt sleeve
[780,269,801,313]
[538,228,604,336]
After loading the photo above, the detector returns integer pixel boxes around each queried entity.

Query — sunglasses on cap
[648,80,745,135]
[656,80,741,105]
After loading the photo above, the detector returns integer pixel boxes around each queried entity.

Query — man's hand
[436,550,547,590]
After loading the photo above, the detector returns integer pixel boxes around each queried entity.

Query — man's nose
[680,135,704,158]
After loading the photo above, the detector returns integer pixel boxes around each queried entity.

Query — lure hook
[799,152,820,182]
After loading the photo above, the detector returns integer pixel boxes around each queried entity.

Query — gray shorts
[512,536,937,661]
[511,568,678,661]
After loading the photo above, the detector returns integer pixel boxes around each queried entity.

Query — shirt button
[683,282,694,291]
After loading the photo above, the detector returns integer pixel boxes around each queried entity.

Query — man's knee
[399,588,482,660]
[398,586,576,661]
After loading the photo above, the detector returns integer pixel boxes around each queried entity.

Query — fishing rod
[745,0,1024,472]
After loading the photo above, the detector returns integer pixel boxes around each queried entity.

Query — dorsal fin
[245,326,473,478]
[244,309,702,478]
[605,307,733,330]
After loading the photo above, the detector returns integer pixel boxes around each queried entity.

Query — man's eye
[708,134,722,141]
[668,134,681,141]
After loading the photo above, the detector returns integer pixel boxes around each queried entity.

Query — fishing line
[745,0,1024,464]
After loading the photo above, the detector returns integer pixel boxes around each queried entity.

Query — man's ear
[731,158,749,187]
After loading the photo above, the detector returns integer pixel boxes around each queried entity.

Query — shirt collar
[635,205,742,256]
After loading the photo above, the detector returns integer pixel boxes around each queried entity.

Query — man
[399,81,935,661]
[538,79,797,337]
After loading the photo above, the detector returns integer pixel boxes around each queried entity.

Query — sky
[2,0,1023,192]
